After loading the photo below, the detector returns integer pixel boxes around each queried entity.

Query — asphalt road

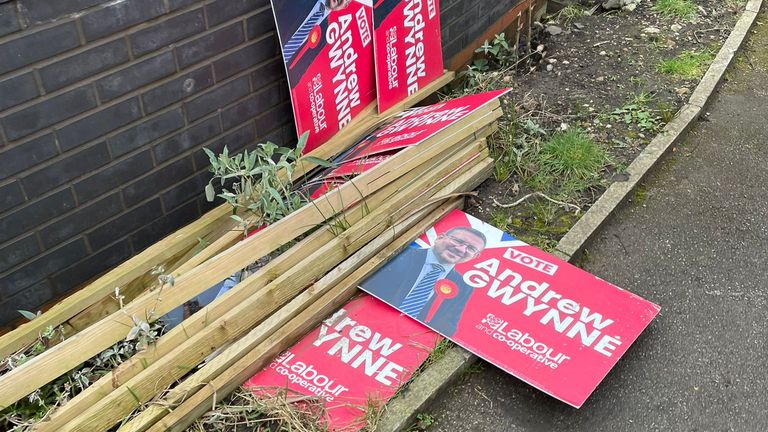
[423,15,768,432]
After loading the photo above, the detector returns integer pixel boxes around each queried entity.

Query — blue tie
[283,3,325,63]
[400,263,445,317]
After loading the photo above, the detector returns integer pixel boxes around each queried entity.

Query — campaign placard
[372,0,444,113]
[299,88,509,199]
[245,294,440,431]
[341,88,510,162]
[271,0,377,153]
[358,210,661,408]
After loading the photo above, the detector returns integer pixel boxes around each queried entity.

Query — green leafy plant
[609,92,663,132]
[413,413,436,429]
[653,0,698,21]
[475,33,517,68]
[204,132,321,234]
[0,315,164,431]
[658,49,715,79]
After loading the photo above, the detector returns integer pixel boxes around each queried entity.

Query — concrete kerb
[374,2,763,430]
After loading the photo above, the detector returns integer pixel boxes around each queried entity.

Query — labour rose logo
[481,313,505,330]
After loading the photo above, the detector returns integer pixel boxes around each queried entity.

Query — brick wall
[441,0,526,62]
[0,0,531,328]
[0,0,292,327]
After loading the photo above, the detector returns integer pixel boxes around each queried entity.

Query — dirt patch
[459,0,743,250]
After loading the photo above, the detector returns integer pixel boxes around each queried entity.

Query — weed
[653,0,698,21]
[609,92,663,133]
[461,361,485,379]
[632,184,648,205]
[414,413,436,429]
[204,132,322,235]
[537,129,608,182]
[475,33,517,68]
[488,119,520,182]
[0,321,165,431]
[489,209,511,231]
[658,49,715,79]
[192,387,328,432]
[554,4,588,25]
[657,102,676,123]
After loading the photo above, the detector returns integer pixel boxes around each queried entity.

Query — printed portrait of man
[273,0,357,85]
[360,226,487,336]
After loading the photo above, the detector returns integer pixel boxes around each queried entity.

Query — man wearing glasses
[361,227,487,336]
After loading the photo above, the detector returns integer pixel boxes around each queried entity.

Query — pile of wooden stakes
[0,73,504,432]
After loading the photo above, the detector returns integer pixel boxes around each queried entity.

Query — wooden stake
[0,103,499,410]
[34,126,492,432]
[50,138,489,432]
[117,200,467,432]
[0,72,453,358]
[148,158,494,432]
[0,205,232,360]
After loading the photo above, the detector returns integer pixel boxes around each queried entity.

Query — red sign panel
[342,88,510,161]
[373,0,444,113]
[358,210,661,408]
[271,0,377,153]
[246,294,440,431]
[300,89,509,200]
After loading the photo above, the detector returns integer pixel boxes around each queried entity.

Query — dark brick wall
[441,0,526,62]
[0,0,529,328]
[0,0,291,327]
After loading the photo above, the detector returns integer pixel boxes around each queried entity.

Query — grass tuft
[555,4,588,25]
[653,0,698,21]
[657,49,715,79]
[537,129,608,182]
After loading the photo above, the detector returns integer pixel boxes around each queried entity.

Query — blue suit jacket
[360,246,473,337]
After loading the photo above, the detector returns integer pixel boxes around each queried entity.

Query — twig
[693,27,728,43]
[492,193,581,214]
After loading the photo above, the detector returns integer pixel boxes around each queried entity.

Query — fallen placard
[341,88,511,161]
[245,294,440,431]
[358,209,661,408]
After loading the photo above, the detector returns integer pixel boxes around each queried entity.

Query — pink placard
[358,210,661,407]
[342,88,510,162]
[271,0,377,153]
[245,294,441,430]
[373,0,444,113]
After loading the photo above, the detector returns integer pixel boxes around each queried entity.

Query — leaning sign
[372,0,444,112]
[359,210,660,407]
[270,0,377,153]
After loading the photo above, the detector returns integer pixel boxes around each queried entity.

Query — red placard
[299,89,509,200]
[271,1,377,153]
[342,88,510,162]
[358,210,661,408]
[245,295,440,431]
[373,0,444,113]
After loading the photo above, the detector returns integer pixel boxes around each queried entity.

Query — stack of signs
[359,210,661,408]
[372,0,444,112]
[270,0,377,153]
[246,295,440,430]
[301,88,510,199]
